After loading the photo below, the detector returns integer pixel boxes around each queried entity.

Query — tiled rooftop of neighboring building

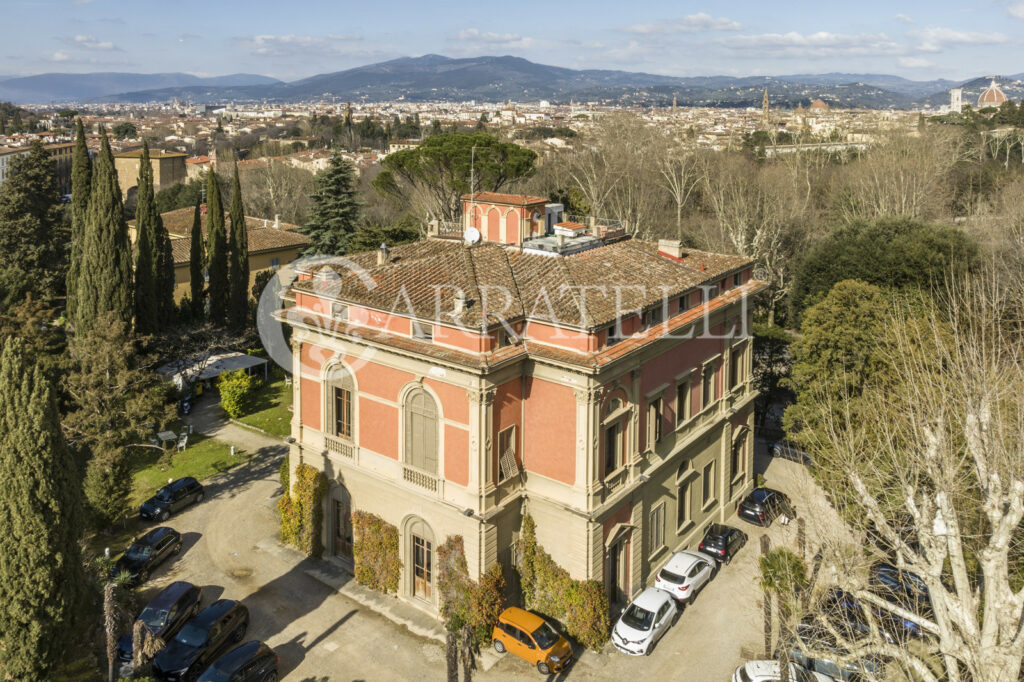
[462,191,549,206]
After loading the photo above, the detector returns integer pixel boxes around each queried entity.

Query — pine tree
[75,133,132,332]
[205,170,228,325]
[300,152,360,255]
[0,141,67,313]
[133,143,159,334]
[227,163,249,330]
[189,199,205,321]
[67,119,91,321]
[0,339,83,680]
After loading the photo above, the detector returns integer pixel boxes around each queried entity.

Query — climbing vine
[437,536,506,644]
[352,511,402,594]
[278,463,327,557]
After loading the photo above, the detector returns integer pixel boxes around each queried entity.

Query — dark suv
[197,641,279,682]
[153,599,250,682]
[869,562,932,615]
[699,524,748,565]
[118,581,203,665]
[112,527,182,585]
[141,477,205,521]
[737,487,794,527]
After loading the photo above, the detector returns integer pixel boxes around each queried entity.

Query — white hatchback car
[733,660,832,682]
[611,587,676,656]
[653,549,717,603]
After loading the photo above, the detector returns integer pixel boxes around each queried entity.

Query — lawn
[234,376,293,438]
[131,433,248,505]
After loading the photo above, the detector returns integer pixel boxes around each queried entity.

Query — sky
[0,0,1020,82]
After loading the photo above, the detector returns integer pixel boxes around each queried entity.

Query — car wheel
[725,554,732,566]
[493,639,506,654]
[233,621,248,642]
[536,661,550,675]
[262,674,278,682]
[138,570,149,583]
[160,510,170,521]
[771,445,782,458]
[195,492,204,503]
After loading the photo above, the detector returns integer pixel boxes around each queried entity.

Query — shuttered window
[405,388,438,474]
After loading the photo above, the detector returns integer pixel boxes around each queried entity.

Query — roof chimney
[273,214,280,229]
[589,216,599,238]
[453,289,468,314]
[377,243,390,266]
[657,239,687,260]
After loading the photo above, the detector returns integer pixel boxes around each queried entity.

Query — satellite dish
[464,227,481,245]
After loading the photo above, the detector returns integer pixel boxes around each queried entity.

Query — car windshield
[138,606,169,629]
[704,534,726,547]
[658,568,685,584]
[751,489,771,503]
[531,622,559,650]
[174,622,209,647]
[124,544,152,560]
[156,487,173,501]
[620,604,655,631]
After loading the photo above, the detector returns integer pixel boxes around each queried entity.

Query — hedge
[437,536,506,644]
[352,511,401,593]
[519,514,609,651]
[278,464,327,557]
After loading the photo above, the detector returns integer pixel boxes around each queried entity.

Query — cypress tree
[188,199,205,320]
[67,119,91,321]
[155,211,175,325]
[205,170,228,325]
[75,133,132,332]
[0,339,83,680]
[299,151,360,255]
[227,163,249,330]
[133,142,159,334]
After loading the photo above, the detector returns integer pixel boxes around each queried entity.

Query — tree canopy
[300,152,360,255]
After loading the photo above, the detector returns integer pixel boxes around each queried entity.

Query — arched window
[326,365,354,438]
[404,388,438,474]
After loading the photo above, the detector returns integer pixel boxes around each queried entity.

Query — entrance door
[413,535,432,600]
[332,499,352,558]
[608,541,628,605]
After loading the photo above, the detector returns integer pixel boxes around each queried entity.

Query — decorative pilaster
[467,385,496,507]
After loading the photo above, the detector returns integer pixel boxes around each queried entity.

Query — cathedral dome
[978,79,1008,107]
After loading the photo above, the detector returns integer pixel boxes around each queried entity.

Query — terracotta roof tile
[462,191,549,206]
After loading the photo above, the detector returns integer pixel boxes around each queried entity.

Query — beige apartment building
[114,148,187,198]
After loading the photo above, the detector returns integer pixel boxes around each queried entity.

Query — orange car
[492,606,573,675]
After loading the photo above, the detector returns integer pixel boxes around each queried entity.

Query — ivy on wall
[437,536,506,644]
[352,511,402,594]
[519,514,609,651]
[278,463,328,557]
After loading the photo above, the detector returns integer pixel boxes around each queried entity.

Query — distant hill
[921,75,1024,108]
[0,72,281,103]
[3,55,1014,110]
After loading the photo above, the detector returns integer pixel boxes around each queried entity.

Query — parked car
[611,587,677,656]
[141,477,205,521]
[112,527,182,585]
[769,440,813,465]
[819,588,925,644]
[117,581,203,666]
[152,599,250,682]
[653,549,717,603]
[732,660,831,682]
[789,621,886,681]
[197,641,278,682]
[699,523,748,565]
[870,561,932,615]
[737,487,795,527]
[866,517,920,558]
[491,607,573,675]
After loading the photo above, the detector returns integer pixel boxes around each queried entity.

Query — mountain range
[1,55,1021,110]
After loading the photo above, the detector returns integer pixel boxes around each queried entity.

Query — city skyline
[0,0,1020,82]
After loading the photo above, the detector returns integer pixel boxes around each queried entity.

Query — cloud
[1009,3,1024,19]
[912,27,1008,52]
[72,34,120,51]
[894,13,914,24]
[720,31,901,58]
[236,34,364,58]
[624,13,742,35]
[898,56,933,68]
[49,51,71,62]
[452,28,536,48]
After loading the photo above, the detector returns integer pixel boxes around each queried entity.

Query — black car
[197,641,278,682]
[698,524,748,565]
[153,599,250,682]
[118,581,204,664]
[141,477,205,521]
[737,487,794,527]
[112,527,182,585]
[870,562,932,615]
[819,588,925,643]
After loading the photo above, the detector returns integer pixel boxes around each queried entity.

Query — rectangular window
[413,321,433,342]
[647,397,663,447]
[649,505,665,555]
[733,273,742,288]
[333,387,352,438]
[703,284,719,302]
[604,422,621,475]
[332,302,349,321]
[606,322,621,347]
[702,461,716,506]
[702,365,714,409]
[497,426,517,482]
[731,438,744,482]
[679,294,692,313]
[642,306,663,330]
[676,479,691,528]
[270,257,280,269]
[729,346,742,390]
[676,380,690,425]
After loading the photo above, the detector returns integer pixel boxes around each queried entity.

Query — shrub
[471,563,506,644]
[437,536,507,644]
[279,456,290,492]
[278,464,327,557]
[352,511,401,593]
[518,514,609,650]
[218,369,258,418]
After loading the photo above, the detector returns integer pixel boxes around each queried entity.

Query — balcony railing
[325,434,355,459]
[403,465,439,492]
